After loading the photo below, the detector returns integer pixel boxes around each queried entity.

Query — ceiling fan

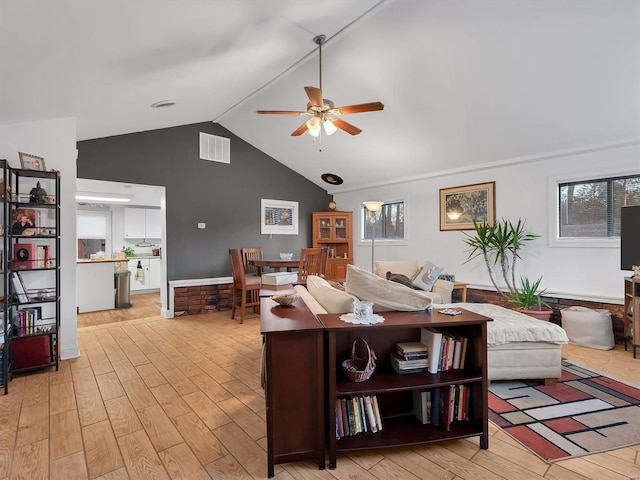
[256,34,384,137]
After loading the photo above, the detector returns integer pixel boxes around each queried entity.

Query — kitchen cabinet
[124,208,161,239]
[128,258,161,291]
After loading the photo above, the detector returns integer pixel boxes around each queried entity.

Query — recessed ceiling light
[321,173,343,185]
[151,100,176,109]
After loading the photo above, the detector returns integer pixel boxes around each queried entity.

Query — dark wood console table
[261,296,325,477]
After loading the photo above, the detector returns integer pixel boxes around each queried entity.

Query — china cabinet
[312,211,352,281]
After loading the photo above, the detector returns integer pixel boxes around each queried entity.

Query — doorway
[76,179,168,326]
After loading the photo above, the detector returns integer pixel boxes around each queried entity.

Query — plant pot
[514,307,552,321]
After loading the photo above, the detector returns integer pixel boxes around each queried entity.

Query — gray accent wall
[77,122,332,281]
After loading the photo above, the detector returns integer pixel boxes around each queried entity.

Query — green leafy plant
[121,246,136,257]
[509,276,551,311]
[462,218,540,299]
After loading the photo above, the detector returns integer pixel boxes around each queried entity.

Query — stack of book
[335,395,383,439]
[390,341,429,374]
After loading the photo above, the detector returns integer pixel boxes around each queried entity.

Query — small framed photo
[19,152,47,171]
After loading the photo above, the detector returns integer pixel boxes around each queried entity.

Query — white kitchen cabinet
[128,259,150,291]
[128,258,161,291]
[149,258,161,289]
[124,208,161,239]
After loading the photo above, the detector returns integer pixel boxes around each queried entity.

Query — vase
[515,308,552,321]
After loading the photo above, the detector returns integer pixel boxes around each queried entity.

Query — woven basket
[342,338,377,382]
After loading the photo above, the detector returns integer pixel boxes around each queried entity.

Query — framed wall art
[439,181,495,231]
[18,152,47,171]
[261,199,299,235]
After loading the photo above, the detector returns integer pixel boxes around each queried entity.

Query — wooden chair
[297,247,327,284]
[229,248,261,323]
[242,247,263,277]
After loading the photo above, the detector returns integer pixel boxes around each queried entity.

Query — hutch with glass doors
[1,160,60,394]
[312,211,353,281]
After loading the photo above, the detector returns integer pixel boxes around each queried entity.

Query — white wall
[0,118,79,360]
[335,141,640,304]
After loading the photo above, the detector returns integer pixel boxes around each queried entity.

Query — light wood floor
[76,293,161,328]
[1,308,640,480]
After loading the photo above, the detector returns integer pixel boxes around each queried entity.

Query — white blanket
[436,303,569,346]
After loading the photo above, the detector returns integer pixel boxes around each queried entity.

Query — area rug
[488,361,640,462]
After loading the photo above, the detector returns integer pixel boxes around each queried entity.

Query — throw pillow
[346,265,432,311]
[412,261,444,291]
[385,272,415,289]
[306,275,358,313]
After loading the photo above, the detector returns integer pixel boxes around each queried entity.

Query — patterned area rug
[488,361,640,462]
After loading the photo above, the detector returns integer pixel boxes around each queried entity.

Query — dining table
[249,258,300,277]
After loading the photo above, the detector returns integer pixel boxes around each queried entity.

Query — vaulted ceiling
[1,1,638,192]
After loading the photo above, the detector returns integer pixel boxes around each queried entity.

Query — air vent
[199,132,230,164]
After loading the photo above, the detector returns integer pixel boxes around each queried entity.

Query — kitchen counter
[77,258,128,264]
[77,261,119,312]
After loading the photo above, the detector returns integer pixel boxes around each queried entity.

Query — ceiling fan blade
[336,102,385,115]
[333,118,362,135]
[291,122,309,136]
[304,86,324,107]
[256,110,306,115]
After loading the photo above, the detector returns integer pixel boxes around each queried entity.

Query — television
[621,205,640,271]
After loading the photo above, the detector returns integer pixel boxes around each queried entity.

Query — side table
[453,281,468,302]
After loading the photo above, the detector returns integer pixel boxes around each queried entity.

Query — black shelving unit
[1,161,60,394]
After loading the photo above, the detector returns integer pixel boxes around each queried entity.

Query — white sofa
[294,267,569,382]
[373,260,454,304]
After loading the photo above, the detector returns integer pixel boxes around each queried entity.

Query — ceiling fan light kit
[256,34,384,137]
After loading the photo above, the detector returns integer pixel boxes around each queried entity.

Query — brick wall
[173,283,233,315]
[459,288,626,341]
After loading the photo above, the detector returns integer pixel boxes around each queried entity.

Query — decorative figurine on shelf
[29,181,48,204]
[633,265,640,278]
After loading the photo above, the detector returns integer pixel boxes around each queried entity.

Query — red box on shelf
[13,336,52,369]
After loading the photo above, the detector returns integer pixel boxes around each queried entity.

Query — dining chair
[242,247,263,277]
[229,248,261,323]
[297,247,327,284]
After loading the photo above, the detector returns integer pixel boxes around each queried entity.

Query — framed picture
[439,181,495,231]
[261,199,299,235]
[11,208,40,236]
[18,152,46,171]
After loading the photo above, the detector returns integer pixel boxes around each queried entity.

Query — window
[558,174,640,238]
[363,201,404,240]
[76,210,111,259]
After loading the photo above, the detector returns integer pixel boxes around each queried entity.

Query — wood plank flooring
[1,307,640,479]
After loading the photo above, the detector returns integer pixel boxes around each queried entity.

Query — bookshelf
[1,161,60,394]
[624,277,640,358]
[318,309,491,469]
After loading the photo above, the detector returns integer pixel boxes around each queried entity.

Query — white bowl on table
[279,253,293,260]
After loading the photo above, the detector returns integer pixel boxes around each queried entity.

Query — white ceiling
[2,1,639,192]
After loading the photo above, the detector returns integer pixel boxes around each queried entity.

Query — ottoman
[561,306,614,350]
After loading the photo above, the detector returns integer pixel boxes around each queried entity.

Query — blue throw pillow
[412,261,444,291]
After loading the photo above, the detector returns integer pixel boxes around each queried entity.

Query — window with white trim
[558,174,640,238]
[363,201,405,240]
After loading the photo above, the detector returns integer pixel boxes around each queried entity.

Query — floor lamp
[363,201,384,272]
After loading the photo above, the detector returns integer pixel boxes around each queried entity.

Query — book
[396,341,429,355]
[412,390,431,424]
[11,272,29,303]
[346,397,356,435]
[439,385,455,431]
[372,395,383,431]
[336,399,344,438]
[340,398,350,436]
[390,354,430,374]
[420,327,443,374]
[431,388,441,427]
[363,395,378,433]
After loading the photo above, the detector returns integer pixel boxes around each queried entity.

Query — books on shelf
[390,353,429,374]
[413,385,470,430]
[335,395,383,439]
[419,327,468,373]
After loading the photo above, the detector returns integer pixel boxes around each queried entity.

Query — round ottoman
[560,306,614,350]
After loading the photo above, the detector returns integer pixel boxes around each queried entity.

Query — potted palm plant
[463,218,553,320]
[509,276,552,321]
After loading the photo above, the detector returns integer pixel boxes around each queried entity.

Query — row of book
[13,307,47,336]
[413,384,471,430]
[335,395,383,439]
[420,327,468,373]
